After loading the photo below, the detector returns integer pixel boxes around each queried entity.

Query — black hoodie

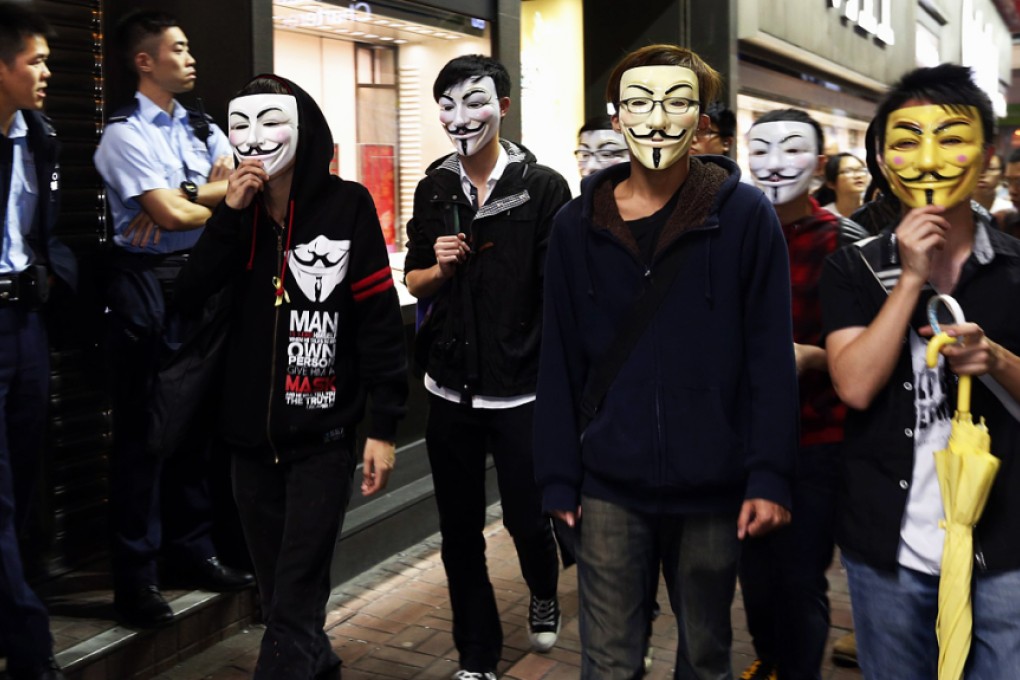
[176,75,407,461]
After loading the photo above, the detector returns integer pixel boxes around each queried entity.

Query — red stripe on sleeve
[352,277,394,302]
[352,266,392,293]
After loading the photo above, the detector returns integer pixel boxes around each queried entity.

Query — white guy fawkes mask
[228,94,299,179]
[438,75,502,157]
[617,65,700,171]
[748,121,819,205]
[576,129,629,177]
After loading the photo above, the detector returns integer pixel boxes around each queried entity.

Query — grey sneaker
[527,595,561,652]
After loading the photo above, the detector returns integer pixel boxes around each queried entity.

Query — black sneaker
[527,595,560,652]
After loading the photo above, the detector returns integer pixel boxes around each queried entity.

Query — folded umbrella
[925,294,1000,680]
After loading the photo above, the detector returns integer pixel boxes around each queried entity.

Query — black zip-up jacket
[821,214,1020,572]
[404,140,571,398]
[1,110,76,289]
[175,76,407,461]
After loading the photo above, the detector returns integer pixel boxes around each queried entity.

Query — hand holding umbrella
[925,294,1001,680]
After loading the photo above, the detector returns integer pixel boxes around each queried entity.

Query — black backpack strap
[185,98,213,150]
[578,240,694,432]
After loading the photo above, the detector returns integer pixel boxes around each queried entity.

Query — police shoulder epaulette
[107,99,139,124]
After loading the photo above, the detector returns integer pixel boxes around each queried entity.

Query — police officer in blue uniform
[94,9,251,629]
[0,4,75,678]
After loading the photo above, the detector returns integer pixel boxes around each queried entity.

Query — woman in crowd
[814,152,868,217]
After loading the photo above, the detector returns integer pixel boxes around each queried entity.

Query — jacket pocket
[661,384,744,489]
[581,377,659,486]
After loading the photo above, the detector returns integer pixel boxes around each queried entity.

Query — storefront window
[272,0,491,252]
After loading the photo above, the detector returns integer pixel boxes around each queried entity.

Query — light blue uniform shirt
[2,111,38,274]
[94,92,231,255]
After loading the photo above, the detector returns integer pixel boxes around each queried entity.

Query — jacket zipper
[267,227,284,464]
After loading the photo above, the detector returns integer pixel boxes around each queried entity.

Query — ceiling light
[394,39,407,44]
[364,33,378,38]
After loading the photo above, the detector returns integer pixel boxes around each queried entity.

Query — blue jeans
[739,443,838,679]
[844,553,1020,679]
[576,495,740,680]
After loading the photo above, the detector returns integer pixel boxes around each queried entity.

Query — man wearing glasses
[691,102,736,158]
[574,115,628,178]
[534,44,797,679]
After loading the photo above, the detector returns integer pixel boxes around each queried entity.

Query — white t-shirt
[897,329,953,574]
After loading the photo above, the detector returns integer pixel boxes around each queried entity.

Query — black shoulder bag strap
[577,240,693,433]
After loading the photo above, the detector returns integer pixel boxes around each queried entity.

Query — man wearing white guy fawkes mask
[404,54,571,680]
[821,64,1020,680]
[176,74,407,680]
[742,108,868,680]
[575,115,629,179]
[534,44,798,679]
[227,93,298,179]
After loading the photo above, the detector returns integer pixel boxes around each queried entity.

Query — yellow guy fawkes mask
[882,104,984,209]
[618,65,700,171]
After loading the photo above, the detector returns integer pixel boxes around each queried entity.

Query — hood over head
[229,73,335,208]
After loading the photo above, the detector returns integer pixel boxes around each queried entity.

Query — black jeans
[738,442,839,680]
[232,444,355,680]
[426,396,559,673]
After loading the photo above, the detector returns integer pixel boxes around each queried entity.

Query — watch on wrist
[180,180,199,203]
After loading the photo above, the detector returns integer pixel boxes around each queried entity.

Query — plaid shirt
[783,199,847,446]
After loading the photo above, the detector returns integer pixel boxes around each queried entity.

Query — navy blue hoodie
[534,156,798,515]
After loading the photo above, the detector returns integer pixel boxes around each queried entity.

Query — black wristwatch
[180,180,199,203]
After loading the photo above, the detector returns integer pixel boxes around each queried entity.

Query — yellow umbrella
[925,294,1001,680]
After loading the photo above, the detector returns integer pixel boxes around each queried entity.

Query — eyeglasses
[619,97,699,116]
[1004,176,1020,187]
[838,168,869,177]
[695,129,720,140]
[574,149,628,162]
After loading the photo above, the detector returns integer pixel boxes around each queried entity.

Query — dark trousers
[426,396,559,673]
[577,496,740,680]
[0,306,54,669]
[106,254,216,589]
[232,444,355,680]
[739,443,839,680]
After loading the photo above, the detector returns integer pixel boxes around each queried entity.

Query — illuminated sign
[830,0,895,45]
[277,1,373,29]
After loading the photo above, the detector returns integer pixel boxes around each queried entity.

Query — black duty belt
[0,265,48,308]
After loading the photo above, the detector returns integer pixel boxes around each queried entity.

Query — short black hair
[114,9,179,73]
[872,64,995,150]
[433,54,511,102]
[1008,148,1020,165]
[705,103,736,138]
[0,2,54,67]
[235,75,293,98]
[751,108,825,155]
[578,115,613,136]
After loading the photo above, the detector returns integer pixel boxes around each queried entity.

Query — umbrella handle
[927,294,966,335]
[926,294,971,416]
